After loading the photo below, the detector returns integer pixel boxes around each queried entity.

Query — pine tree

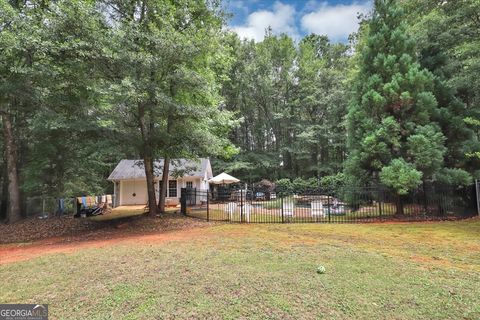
[402,0,480,177]
[345,0,448,214]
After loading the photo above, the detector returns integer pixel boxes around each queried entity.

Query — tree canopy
[0,0,478,222]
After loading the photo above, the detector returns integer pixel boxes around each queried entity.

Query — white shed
[107,158,213,207]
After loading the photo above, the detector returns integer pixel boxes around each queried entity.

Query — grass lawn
[1,219,479,319]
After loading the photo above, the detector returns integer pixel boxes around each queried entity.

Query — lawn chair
[283,199,294,220]
[225,202,237,221]
[243,203,252,223]
[311,200,325,218]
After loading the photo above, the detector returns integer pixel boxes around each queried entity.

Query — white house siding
[109,158,213,206]
[179,177,209,204]
[117,177,209,206]
[177,177,203,190]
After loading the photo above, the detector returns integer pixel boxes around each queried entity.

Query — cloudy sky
[226,0,372,43]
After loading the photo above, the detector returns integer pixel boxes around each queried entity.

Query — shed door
[121,180,148,205]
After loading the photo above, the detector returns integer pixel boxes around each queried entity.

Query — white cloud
[301,1,372,41]
[227,0,249,16]
[231,2,298,42]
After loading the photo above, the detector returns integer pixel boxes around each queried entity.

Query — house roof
[107,158,213,181]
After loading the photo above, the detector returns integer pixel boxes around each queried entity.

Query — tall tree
[220,33,298,181]
[105,0,235,214]
[345,0,449,213]
[0,0,47,222]
[291,35,350,178]
[218,32,353,183]
[402,0,480,176]
[22,0,118,198]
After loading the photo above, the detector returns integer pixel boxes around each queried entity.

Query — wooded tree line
[0,0,479,222]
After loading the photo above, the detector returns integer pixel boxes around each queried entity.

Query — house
[107,158,213,206]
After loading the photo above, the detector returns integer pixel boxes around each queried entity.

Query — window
[186,181,193,189]
[168,180,177,197]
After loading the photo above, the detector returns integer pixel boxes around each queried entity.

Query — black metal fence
[476,180,480,216]
[181,185,478,223]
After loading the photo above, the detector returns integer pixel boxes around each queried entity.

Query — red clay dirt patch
[0,213,220,265]
[0,227,210,265]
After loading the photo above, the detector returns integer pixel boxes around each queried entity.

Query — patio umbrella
[208,172,240,185]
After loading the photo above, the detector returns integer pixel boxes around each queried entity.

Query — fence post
[207,190,210,222]
[180,188,187,215]
[327,195,331,223]
[476,180,480,216]
[281,196,284,223]
[240,189,244,223]
[378,190,383,219]
[423,182,428,215]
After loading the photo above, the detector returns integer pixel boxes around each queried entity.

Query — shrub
[436,168,472,187]
[275,178,294,196]
[319,173,346,194]
[292,177,319,193]
[275,177,320,195]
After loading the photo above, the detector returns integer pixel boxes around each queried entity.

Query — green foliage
[464,117,480,160]
[403,0,480,171]
[274,177,320,196]
[219,33,351,181]
[292,177,319,194]
[464,117,480,127]
[406,125,446,177]
[0,0,117,199]
[0,0,479,218]
[319,173,346,194]
[436,168,473,187]
[275,178,294,196]
[380,158,423,195]
[345,0,458,194]
[107,0,236,160]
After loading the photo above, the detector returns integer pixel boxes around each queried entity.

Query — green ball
[316,265,326,274]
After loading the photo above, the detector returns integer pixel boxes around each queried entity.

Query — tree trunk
[395,194,404,216]
[1,112,22,223]
[138,103,158,216]
[0,166,8,221]
[143,154,158,215]
[157,96,174,214]
[158,156,170,213]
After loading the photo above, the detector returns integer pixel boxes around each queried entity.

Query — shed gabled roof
[107,158,212,181]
